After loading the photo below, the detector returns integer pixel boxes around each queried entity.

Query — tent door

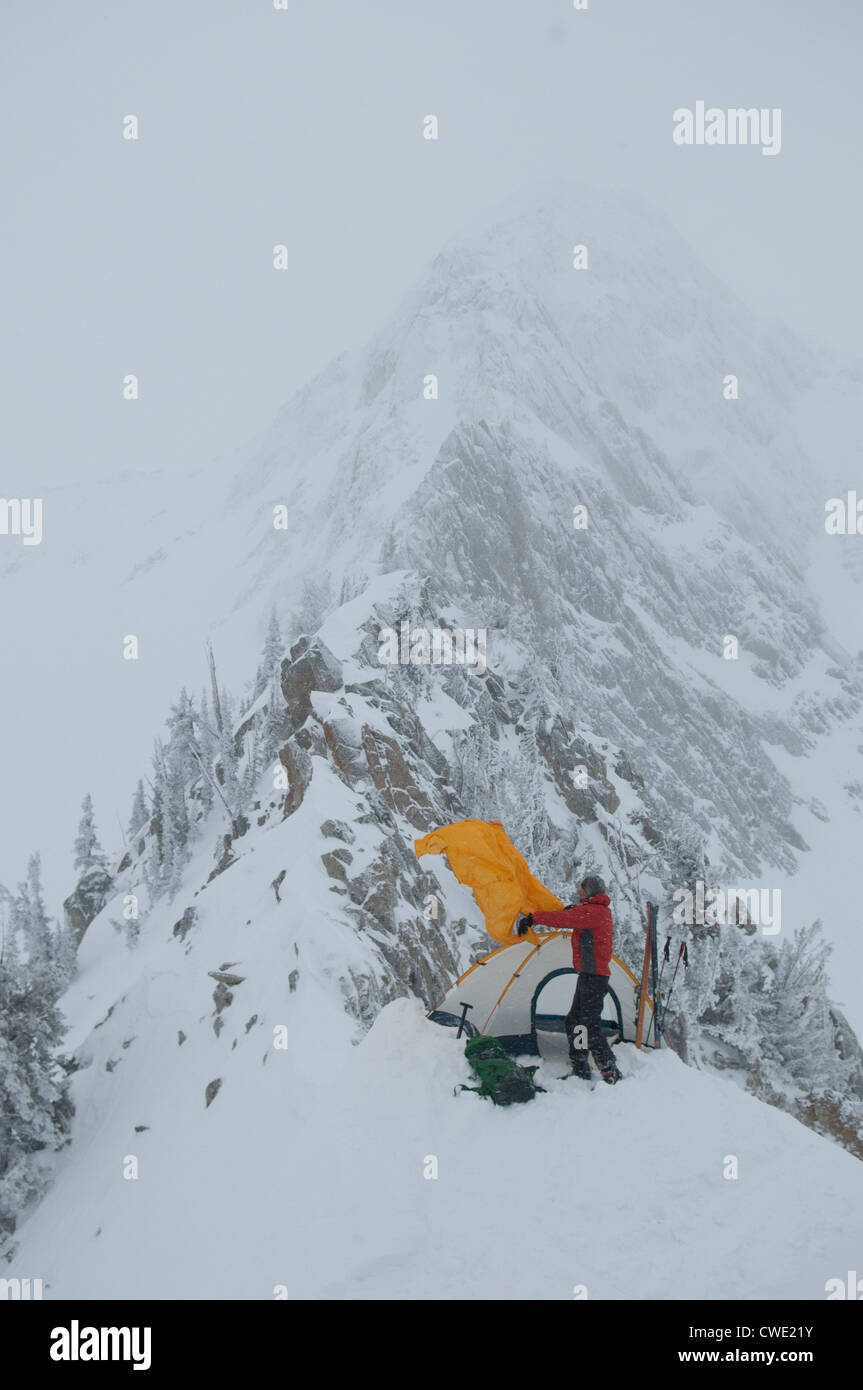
[532,969,624,1062]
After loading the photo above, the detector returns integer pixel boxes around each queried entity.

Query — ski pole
[659,941,688,1032]
[645,934,671,1046]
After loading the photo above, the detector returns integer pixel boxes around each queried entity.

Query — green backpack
[460,1035,544,1106]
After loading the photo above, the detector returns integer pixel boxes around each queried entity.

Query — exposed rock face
[322,716,367,784]
[321,851,350,884]
[100,186,863,1163]
[172,906,198,942]
[63,866,114,945]
[278,740,313,818]
[212,983,232,1014]
[280,638,343,728]
[320,819,355,844]
[208,834,238,882]
[360,726,436,829]
[537,719,622,822]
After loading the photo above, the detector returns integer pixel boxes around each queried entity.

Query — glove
[516,913,534,936]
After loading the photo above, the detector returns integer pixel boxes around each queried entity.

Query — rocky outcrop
[63,866,114,945]
[278,739,312,818]
[208,834,238,882]
[281,637,343,728]
[172,906,198,942]
[321,819,355,844]
[360,726,436,830]
[209,970,245,987]
[323,716,367,784]
[321,850,351,883]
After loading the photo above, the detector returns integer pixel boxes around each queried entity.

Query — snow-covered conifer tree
[143,742,168,901]
[73,793,110,878]
[216,689,242,823]
[254,607,283,700]
[0,868,73,1238]
[65,795,113,946]
[127,779,149,845]
[196,690,217,814]
[258,672,287,770]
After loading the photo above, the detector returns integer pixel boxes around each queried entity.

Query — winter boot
[567,1051,593,1082]
[599,1062,622,1085]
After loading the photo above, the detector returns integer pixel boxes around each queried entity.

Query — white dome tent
[428,932,653,1059]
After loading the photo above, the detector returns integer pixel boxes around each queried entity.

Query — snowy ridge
[4,182,863,1294]
[12,985,863,1299]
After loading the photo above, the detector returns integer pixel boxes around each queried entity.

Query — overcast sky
[2,0,862,909]
[2,0,862,492]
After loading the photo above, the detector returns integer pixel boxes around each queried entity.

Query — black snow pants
[565,972,618,1072]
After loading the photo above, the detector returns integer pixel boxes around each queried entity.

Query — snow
[316,570,409,668]
[4,178,863,1299]
[414,688,476,746]
[12,996,862,1300]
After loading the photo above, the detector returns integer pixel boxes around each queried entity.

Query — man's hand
[516,913,534,936]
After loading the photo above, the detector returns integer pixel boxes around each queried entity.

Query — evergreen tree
[0,884,18,976]
[258,672,286,769]
[196,690,217,815]
[452,724,488,817]
[217,689,242,820]
[379,528,398,570]
[163,770,190,896]
[127,779,149,844]
[53,913,79,986]
[73,794,110,877]
[34,854,76,988]
[240,727,261,806]
[0,892,73,1236]
[66,796,113,947]
[143,742,168,901]
[165,690,199,785]
[753,921,845,1098]
[163,698,194,888]
[254,608,284,699]
[508,725,547,869]
[18,854,54,975]
[297,576,331,635]
[660,819,724,1035]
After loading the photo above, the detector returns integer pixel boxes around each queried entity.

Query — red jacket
[531,894,613,976]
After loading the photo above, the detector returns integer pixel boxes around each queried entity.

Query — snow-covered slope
[8,588,863,1294]
[4,183,862,1013]
[5,181,863,1293]
[13,979,863,1300]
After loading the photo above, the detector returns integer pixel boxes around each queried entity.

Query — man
[517,875,622,1084]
